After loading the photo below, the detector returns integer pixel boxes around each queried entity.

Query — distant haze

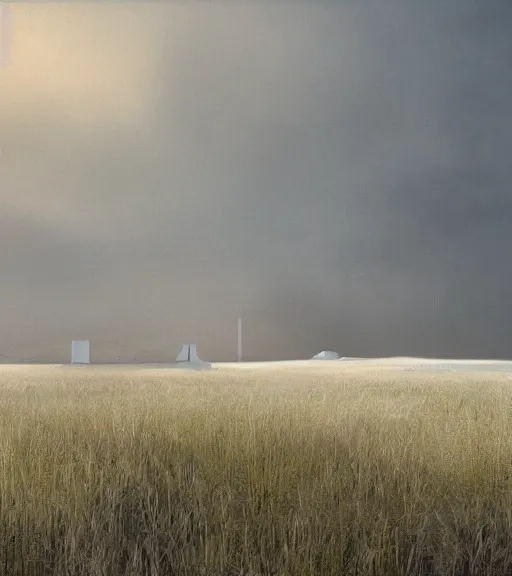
[1,2,511,362]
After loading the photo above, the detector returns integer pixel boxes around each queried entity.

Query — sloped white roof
[312,350,340,360]
[176,344,211,369]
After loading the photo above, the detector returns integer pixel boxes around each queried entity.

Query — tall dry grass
[1,364,512,575]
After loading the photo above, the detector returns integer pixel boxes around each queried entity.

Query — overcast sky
[0,1,511,362]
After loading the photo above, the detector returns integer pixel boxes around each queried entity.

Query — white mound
[312,350,340,360]
[176,344,211,370]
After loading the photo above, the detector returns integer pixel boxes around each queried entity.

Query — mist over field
[1,2,511,362]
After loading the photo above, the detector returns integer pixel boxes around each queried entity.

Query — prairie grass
[1,363,512,575]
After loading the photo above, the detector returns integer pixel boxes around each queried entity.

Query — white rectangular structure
[71,340,90,364]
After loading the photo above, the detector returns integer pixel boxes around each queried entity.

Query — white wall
[71,340,90,364]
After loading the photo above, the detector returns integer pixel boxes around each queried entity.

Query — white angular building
[71,340,90,364]
[176,344,211,369]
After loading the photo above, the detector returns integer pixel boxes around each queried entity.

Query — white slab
[71,340,90,364]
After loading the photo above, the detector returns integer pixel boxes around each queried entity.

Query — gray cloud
[1,1,511,362]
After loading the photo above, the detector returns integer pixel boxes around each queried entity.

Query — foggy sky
[1,1,511,362]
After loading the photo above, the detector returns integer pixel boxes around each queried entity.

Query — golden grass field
[1,361,512,575]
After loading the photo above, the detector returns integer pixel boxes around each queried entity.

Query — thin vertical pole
[237,317,243,362]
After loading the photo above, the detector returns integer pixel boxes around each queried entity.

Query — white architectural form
[176,344,211,369]
[71,340,90,364]
[312,350,340,360]
[237,317,243,362]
